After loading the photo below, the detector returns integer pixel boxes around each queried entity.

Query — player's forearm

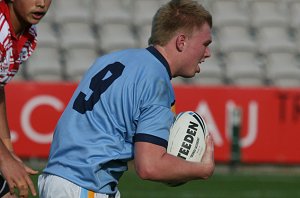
[0,87,13,151]
[134,142,214,183]
[138,154,213,182]
[0,138,13,168]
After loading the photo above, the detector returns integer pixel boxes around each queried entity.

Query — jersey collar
[146,46,172,80]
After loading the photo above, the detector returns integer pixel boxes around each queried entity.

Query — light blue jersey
[43,47,175,194]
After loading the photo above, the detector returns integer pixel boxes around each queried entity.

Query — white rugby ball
[167,111,208,162]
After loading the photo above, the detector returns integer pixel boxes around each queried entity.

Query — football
[167,111,208,162]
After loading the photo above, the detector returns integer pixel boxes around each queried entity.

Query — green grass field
[28,162,300,198]
[118,170,300,198]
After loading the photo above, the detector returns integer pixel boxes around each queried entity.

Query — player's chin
[30,19,43,25]
[189,70,200,78]
[28,16,45,25]
[25,19,39,25]
[181,74,195,78]
[178,70,198,78]
[184,71,199,78]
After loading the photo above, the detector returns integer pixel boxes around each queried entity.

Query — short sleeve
[134,74,175,148]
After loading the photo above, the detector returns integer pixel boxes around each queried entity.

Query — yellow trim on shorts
[88,190,95,198]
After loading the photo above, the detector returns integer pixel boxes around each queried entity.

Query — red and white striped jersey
[0,0,37,86]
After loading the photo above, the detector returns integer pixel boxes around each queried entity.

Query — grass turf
[29,165,300,198]
[118,169,300,198]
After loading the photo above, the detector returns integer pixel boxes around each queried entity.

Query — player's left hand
[10,152,39,175]
[0,151,38,197]
[2,192,17,198]
[197,134,215,179]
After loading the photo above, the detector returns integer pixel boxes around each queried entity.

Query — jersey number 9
[73,62,125,114]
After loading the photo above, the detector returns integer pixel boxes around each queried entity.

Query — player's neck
[154,45,176,78]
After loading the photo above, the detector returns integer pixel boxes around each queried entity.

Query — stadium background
[6,0,300,197]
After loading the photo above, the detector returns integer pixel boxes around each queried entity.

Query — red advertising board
[5,82,300,164]
[5,82,77,158]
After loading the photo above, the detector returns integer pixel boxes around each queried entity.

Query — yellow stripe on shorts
[88,190,95,198]
[80,188,95,198]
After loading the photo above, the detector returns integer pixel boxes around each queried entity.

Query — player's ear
[176,34,186,52]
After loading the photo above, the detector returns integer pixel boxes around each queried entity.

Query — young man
[0,0,52,197]
[39,0,215,197]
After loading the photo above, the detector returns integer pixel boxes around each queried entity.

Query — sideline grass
[29,164,300,198]
[118,168,300,198]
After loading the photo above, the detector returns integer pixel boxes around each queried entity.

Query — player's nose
[36,0,46,8]
[204,47,211,59]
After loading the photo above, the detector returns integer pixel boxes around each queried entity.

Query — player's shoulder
[111,48,151,60]
[101,48,159,70]
[95,48,169,80]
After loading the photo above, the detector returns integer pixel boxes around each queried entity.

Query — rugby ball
[167,111,208,162]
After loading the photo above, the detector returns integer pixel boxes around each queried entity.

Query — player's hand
[200,134,215,178]
[10,152,39,175]
[2,192,17,198]
[0,151,37,198]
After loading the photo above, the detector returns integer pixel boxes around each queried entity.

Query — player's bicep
[134,141,166,179]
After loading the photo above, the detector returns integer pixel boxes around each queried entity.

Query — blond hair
[149,0,212,46]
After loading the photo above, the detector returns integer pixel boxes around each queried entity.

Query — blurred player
[39,0,215,197]
[0,0,52,197]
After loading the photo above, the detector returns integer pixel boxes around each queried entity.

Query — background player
[38,0,214,197]
[0,0,52,197]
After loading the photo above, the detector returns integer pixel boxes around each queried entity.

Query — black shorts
[0,175,9,197]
